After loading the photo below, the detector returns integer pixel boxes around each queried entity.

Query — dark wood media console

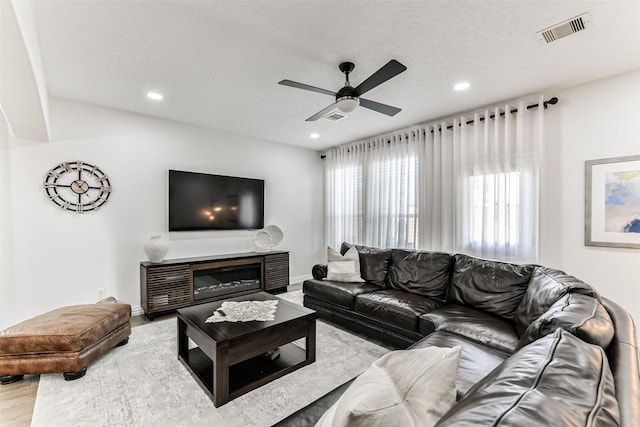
[140,251,289,320]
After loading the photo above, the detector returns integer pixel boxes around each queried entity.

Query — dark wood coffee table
[176,292,316,407]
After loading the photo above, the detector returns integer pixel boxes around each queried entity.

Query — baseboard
[131,305,144,316]
[290,274,311,285]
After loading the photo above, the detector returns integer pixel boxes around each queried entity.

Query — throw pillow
[315,346,461,427]
[340,242,392,287]
[326,246,364,282]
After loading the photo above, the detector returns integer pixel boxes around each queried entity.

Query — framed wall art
[585,154,640,249]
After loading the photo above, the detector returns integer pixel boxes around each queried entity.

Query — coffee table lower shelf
[181,342,309,401]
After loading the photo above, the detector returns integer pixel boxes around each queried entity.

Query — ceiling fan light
[336,97,359,113]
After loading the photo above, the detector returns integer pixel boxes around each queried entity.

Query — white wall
[0,113,16,329]
[540,70,640,326]
[4,97,324,328]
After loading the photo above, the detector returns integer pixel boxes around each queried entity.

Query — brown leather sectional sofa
[276,243,640,426]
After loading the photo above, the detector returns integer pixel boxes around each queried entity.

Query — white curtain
[325,144,364,248]
[419,97,544,262]
[325,134,419,250]
[456,100,543,262]
[325,96,544,263]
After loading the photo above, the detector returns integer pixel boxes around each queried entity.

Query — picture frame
[585,154,640,249]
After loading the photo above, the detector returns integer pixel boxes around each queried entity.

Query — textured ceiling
[30,1,640,151]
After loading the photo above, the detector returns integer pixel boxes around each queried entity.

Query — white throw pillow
[326,246,364,282]
[315,346,461,427]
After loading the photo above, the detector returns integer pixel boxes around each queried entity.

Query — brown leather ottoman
[0,299,131,383]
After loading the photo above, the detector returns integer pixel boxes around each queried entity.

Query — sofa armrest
[602,297,640,427]
[312,264,328,280]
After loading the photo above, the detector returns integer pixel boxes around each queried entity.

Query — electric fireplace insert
[192,262,262,301]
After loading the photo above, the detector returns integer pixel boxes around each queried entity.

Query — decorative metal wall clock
[43,161,112,213]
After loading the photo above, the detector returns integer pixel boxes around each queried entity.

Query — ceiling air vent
[537,12,592,43]
[323,110,348,122]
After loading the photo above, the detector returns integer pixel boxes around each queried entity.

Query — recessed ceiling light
[146,91,164,101]
[453,82,470,91]
[310,133,320,139]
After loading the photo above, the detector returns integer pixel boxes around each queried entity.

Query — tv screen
[169,170,264,231]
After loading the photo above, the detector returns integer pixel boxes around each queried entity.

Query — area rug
[31,292,388,426]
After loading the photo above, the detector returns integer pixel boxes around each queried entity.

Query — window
[367,155,418,249]
[326,163,363,248]
[469,170,520,251]
[325,146,418,250]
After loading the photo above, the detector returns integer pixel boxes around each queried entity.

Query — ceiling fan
[279,60,407,121]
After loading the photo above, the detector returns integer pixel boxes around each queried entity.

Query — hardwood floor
[0,285,303,426]
[0,375,39,427]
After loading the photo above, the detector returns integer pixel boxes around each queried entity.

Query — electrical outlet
[97,288,106,300]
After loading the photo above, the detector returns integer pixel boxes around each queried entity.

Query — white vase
[144,236,169,263]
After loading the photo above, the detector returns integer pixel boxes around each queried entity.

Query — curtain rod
[429,96,558,134]
[320,97,558,159]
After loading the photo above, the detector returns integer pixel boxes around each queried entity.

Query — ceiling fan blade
[278,80,336,97]
[306,103,338,121]
[359,98,402,116]
[353,60,407,96]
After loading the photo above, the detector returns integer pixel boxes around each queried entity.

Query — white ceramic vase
[144,235,169,263]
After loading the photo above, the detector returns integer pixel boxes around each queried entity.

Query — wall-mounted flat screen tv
[169,170,264,231]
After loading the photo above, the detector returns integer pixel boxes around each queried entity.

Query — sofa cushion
[354,290,442,332]
[517,293,615,350]
[419,304,519,354]
[317,346,460,427]
[449,254,535,321]
[411,331,508,400]
[387,250,452,301]
[273,379,355,427]
[514,266,600,336]
[341,242,392,287]
[326,246,364,282]
[303,279,380,310]
[436,329,621,427]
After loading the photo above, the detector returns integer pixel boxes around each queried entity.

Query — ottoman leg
[63,366,87,381]
[116,337,129,347]
[0,375,24,385]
